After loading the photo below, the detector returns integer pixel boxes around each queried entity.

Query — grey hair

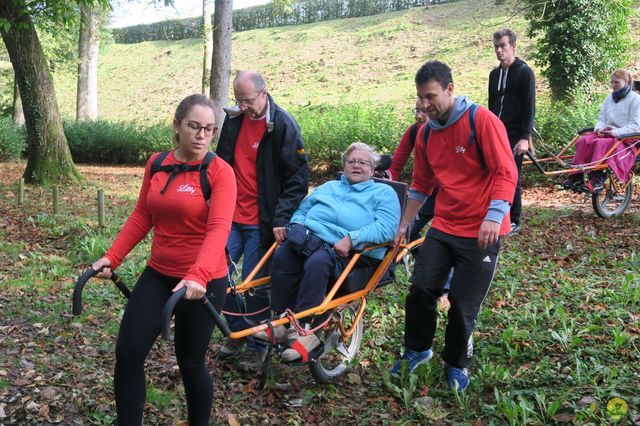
[341,142,380,168]
[235,70,266,93]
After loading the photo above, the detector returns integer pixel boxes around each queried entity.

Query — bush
[292,103,410,177]
[0,116,26,161]
[64,120,173,165]
[534,93,603,153]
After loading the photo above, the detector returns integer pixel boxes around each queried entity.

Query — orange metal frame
[226,238,404,341]
[523,131,637,177]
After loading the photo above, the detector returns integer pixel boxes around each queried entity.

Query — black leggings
[114,266,227,425]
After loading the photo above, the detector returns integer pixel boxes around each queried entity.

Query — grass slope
[51,0,542,123]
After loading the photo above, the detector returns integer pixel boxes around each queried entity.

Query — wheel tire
[309,302,363,384]
[592,178,633,218]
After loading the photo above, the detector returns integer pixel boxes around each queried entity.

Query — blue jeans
[223,223,270,351]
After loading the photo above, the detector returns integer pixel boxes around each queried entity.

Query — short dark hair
[173,94,216,145]
[493,28,516,46]
[415,60,453,89]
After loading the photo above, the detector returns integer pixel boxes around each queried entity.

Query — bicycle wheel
[309,302,363,384]
[592,178,633,218]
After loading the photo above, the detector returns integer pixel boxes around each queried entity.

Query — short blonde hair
[612,69,633,85]
[341,142,380,168]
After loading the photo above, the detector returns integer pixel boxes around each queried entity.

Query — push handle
[72,267,129,316]
[161,287,232,340]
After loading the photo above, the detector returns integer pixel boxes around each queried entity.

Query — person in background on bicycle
[254,142,400,363]
[91,94,236,425]
[563,69,640,192]
[488,28,536,236]
[393,61,517,392]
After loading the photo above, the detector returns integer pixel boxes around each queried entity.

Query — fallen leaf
[553,412,575,422]
[227,413,240,426]
[38,404,50,417]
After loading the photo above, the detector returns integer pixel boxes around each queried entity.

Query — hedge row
[112,0,443,43]
[1,97,604,181]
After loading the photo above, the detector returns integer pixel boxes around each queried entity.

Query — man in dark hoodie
[488,28,536,236]
[216,70,309,373]
[392,61,517,392]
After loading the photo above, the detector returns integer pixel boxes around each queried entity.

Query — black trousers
[405,228,499,368]
[114,266,227,426]
[270,241,338,315]
[510,137,524,225]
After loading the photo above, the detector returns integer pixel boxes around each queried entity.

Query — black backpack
[150,150,217,204]
[421,103,485,168]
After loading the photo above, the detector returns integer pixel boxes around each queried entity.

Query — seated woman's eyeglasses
[186,121,218,136]
[345,159,372,167]
[413,107,428,114]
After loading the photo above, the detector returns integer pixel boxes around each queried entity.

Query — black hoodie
[488,57,536,144]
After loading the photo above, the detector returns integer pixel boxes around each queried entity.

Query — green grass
[1,162,639,424]
[46,0,547,123]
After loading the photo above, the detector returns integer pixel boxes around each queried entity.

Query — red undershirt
[232,116,267,224]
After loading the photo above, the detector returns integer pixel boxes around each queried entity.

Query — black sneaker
[589,172,606,191]
[562,174,583,190]
[508,223,521,236]
[218,337,245,360]
[236,348,267,373]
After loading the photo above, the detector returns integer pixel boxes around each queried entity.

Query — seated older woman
[255,142,400,363]
[563,69,640,191]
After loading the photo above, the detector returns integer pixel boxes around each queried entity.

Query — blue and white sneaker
[391,348,433,375]
[444,364,469,391]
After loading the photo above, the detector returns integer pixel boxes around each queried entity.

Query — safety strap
[150,150,216,202]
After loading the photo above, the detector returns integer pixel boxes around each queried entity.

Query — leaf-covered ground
[1,162,639,425]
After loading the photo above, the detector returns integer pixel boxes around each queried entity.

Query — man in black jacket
[488,28,535,236]
[216,70,309,372]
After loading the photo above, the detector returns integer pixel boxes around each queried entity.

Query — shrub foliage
[524,0,632,101]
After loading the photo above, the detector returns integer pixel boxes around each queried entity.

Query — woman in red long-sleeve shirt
[91,94,236,425]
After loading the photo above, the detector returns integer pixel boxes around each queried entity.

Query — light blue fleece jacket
[290,175,401,259]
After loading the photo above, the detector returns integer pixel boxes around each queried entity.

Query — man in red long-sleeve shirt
[392,61,517,392]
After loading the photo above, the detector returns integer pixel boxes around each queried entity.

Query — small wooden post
[18,178,24,205]
[52,186,59,214]
[97,189,105,227]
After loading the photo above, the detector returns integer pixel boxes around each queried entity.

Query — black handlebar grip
[162,287,187,340]
[201,296,232,337]
[72,268,98,315]
[72,268,127,316]
[161,287,232,340]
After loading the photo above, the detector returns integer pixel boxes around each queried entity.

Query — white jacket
[595,90,640,137]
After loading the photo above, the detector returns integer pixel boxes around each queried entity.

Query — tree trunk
[13,73,25,126]
[0,0,81,184]
[209,0,233,131]
[202,0,214,95]
[77,4,100,121]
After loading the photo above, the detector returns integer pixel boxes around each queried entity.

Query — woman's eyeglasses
[186,121,218,136]
[345,159,372,167]
[413,107,428,115]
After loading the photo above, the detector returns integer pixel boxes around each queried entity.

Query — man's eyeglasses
[345,159,372,167]
[235,90,264,107]
[413,107,429,115]
[186,121,218,136]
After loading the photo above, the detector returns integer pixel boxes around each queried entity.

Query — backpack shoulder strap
[409,122,419,147]
[150,150,171,177]
[421,121,432,161]
[199,151,216,203]
[467,104,486,169]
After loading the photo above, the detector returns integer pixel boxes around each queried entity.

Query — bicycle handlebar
[72,267,130,316]
[161,287,231,340]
